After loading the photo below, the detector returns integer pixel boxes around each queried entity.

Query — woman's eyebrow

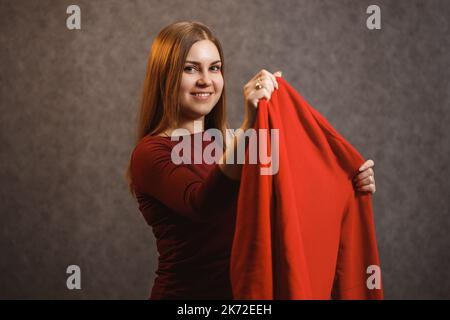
[185,60,222,65]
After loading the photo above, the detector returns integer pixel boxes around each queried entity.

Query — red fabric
[230,77,383,300]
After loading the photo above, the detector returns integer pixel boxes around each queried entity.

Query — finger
[258,77,274,93]
[252,98,259,108]
[247,72,264,91]
[273,73,280,89]
[356,174,374,185]
[358,160,373,171]
[250,87,271,105]
[252,70,267,83]
[247,90,259,108]
[359,159,375,172]
[245,76,272,95]
[358,184,376,194]
[261,69,278,90]
[274,70,283,78]
[260,87,271,101]
[271,71,281,89]
[253,75,267,89]
[355,175,374,187]
[358,185,376,194]
[354,168,374,181]
[254,69,278,90]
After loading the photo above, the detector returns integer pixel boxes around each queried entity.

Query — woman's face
[178,40,224,122]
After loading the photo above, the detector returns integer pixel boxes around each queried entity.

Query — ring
[255,78,263,90]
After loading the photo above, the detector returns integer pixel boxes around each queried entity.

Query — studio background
[1,0,449,299]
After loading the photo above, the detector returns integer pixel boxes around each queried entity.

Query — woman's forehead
[186,40,221,63]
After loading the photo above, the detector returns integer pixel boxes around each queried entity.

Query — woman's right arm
[131,139,240,222]
[218,69,282,180]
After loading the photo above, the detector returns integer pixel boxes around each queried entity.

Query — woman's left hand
[353,159,376,194]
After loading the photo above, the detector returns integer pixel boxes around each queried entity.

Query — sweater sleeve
[331,192,383,299]
[130,138,240,222]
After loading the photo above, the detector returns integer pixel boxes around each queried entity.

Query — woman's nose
[197,71,212,86]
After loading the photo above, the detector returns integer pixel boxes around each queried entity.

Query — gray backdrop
[1,0,449,299]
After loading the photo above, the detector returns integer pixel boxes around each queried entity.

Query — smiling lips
[191,92,213,100]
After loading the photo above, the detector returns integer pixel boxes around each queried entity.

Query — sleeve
[130,139,240,222]
[331,192,384,300]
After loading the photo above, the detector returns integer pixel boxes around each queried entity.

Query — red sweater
[130,132,240,299]
[230,77,383,299]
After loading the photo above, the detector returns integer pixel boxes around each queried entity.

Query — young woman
[127,21,376,299]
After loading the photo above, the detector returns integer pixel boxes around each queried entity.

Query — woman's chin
[183,105,215,118]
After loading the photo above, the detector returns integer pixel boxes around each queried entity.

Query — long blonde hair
[126,21,228,196]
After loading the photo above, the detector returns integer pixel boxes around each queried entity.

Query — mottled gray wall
[1,0,449,299]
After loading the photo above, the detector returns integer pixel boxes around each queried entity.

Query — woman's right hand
[242,69,282,128]
[219,69,283,180]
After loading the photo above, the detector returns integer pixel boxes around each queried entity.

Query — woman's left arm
[353,159,376,194]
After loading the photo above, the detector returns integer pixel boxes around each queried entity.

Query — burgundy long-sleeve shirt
[130,131,240,299]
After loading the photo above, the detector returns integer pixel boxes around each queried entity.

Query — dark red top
[130,132,240,299]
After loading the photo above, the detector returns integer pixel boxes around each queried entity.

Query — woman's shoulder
[138,133,172,145]
[132,135,173,160]
[129,136,176,193]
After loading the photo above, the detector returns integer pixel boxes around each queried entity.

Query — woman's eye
[184,65,221,72]
[184,66,196,72]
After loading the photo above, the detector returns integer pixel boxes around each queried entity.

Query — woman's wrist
[242,106,257,131]
[217,101,258,180]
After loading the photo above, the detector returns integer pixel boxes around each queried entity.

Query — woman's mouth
[191,92,213,101]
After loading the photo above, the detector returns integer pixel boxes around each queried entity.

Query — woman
[127,21,376,299]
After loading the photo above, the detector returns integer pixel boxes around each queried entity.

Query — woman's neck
[162,118,205,136]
